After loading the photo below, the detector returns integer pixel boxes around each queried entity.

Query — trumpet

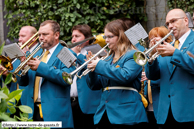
[13,42,44,77]
[62,43,109,85]
[20,50,45,76]
[76,53,109,79]
[133,30,175,66]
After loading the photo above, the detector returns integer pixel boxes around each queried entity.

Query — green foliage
[167,0,194,14]
[0,86,32,122]
[0,43,33,124]
[4,0,146,44]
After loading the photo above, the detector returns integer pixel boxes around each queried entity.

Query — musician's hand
[141,72,148,82]
[149,37,161,57]
[156,42,176,57]
[71,45,82,54]
[87,57,100,72]
[86,51,93,61]
[20,56,26,62]
[27,58,41,71]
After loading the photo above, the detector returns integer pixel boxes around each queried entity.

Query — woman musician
[85,19,148,129]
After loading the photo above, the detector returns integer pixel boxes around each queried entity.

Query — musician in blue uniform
[70,24,102,129]
[144,26,172,129]
[17,20,76,128]
[146,9,194,128]
[86,19,148,129]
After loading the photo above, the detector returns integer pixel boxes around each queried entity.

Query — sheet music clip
[3,43,25,59]
[124,23,148,46]
[57,47,77,68]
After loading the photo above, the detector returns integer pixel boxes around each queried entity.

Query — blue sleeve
[145,58,160,80]
[86,72,103,90]
[36,61,76,87]
[94,51,142,84]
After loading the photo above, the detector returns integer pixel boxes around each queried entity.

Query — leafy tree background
[167,0,194,14]
[4,0,146,44]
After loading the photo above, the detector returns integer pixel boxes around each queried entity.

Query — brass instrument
[62,43,109,85]
[139,66,145,96]
[20,32,39,49]
[92,33,106,47]
[13,42,44,77]
[20,50,45,76]
[76,53,109,79]
[0,32,39,82]
[133,30,175,66]
[138,66,148,108]
[67,33,105,48]
[0,56,17,82]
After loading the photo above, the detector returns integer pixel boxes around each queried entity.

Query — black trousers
[159,106,194,129]
[96,111,148,129]
[71,97,96,129]
[147,111,158,129]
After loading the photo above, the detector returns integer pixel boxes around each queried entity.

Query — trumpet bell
[93,33,106,47]
[133,51,147,66]
[62,72,73,85]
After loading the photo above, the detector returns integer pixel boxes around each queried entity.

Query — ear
[54,32,60,40]
[184,17,189,26]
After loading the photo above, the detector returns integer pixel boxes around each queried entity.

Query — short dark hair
[40,20,60,33]
[72,24,92,38]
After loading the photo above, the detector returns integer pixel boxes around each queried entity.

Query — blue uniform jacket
[145,29,194,124]
[86,49,148,125]
[17,44,76,128]
[76,53,102,114]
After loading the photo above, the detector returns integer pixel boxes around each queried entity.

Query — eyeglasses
[103,35,115,39]
[165,17,185,27]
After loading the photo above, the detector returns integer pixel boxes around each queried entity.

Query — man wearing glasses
[145,8,194,128]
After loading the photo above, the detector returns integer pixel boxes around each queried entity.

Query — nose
[71,37,76,43]
[168,23,173,30]
[105,38,109,43]
[39,34,44,42]
[18,37,22,43]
